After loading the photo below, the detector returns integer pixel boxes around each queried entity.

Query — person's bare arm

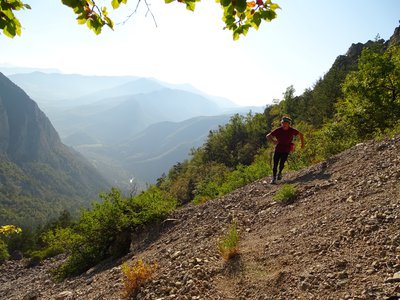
[298,132,305,149]
[266,133,278,145]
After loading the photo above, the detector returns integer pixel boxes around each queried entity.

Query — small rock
[55,291,74,300]
[385,272,400,283]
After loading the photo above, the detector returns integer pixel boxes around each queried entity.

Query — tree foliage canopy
[1,0,280,39]
[337,45,400,138]
[0,0,31,37]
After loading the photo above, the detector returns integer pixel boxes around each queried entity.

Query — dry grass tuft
[121,259,157,299]
[218,222,240,260]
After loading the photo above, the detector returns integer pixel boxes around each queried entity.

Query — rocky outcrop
[388,26,400,47]
[331,26,400,74]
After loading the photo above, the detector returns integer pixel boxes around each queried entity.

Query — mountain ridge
[76,114,233,185]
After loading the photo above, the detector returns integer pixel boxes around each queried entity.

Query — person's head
[281,116,292,130]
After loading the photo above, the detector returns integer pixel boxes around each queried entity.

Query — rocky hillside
[1,135,399,299]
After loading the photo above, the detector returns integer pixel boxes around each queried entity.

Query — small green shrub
[218,222,240,260]
[192,195,212,205]
[53,241,97,279]
[193,181,220,204]
[194,160,272,203]
[0,225,22,262]
[0,239,10,262]
[29,227,79,261]
[274,184,298,204]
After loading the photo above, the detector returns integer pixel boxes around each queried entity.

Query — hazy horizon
[1,0,399,106]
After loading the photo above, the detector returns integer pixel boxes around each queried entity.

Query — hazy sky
[1,0,399,106]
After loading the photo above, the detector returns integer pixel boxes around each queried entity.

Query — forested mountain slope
[0,73,110,228]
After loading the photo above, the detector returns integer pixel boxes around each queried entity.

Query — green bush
[54,240,98,279]
[55,187,177,278]
[0,239,10,262]
[192,181,220,205]
[0,225,22,262]
[131,186,177,224]
[274,184,298,204]
[218,161,270,196]
[29,227,79,261]
[313,121,359,159]
[194,159,272,203]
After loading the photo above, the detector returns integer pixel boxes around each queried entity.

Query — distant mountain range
[0,72,110,228]
[76,114,233,184]
[4,71,264,187]
[52,87,225,144]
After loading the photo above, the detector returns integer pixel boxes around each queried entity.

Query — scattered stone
[55,291,74,300]
[386,272,400,283]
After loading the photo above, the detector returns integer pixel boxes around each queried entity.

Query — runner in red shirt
[266,116,305,184]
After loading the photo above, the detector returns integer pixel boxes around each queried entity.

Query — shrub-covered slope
[1,135,399,299]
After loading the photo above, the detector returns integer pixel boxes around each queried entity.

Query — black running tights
[273,152,289,177]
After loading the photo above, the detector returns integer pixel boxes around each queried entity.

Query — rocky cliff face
[388,25,400,47]
[0,73,110,227]
[331,26,400,73]
[0,73,60,162]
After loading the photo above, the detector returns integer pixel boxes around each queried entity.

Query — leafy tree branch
[0,0,31,37]
[1,0,280,39]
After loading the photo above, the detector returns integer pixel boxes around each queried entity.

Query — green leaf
[269,3,280,10]
[224,15,236,28]
[111,0,127,9]
[111,0,120,9]
[76,14,87,25]
[61,0,74,8]
[251,12,261,29]
[3,19,20,38]
[260,9,276,21]
[220,0,231,7]
[104,15,114,30]
[102,6,109,16]
[235,0,247,13]
[185,1,196,11]
[2,9,14,19]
